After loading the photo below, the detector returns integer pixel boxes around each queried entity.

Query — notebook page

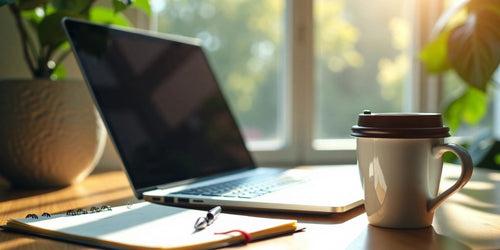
[6,202,297,249]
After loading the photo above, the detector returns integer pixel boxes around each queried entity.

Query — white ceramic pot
[0,79,106,188]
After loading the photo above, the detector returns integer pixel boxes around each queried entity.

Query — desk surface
[1,164,499,249]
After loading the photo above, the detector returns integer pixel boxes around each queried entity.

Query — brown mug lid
[351,110,450,138]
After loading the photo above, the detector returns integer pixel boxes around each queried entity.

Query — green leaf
[113,0,131,13]
[58,41,70,51]
[20,5,55,34]
[447,8,500,91]
[89,7,131,26]
[494,153,500,165]
[444,87,487,132]
[21,8,43,28]
[420,30,451,73]
[51,0,93,14]
[50,64,66,80]
[132,0,151,16]
[38,11,75,48]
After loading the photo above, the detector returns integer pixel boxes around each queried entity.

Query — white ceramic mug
[352,111,473,229]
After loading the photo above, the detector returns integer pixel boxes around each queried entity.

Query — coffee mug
[351,110,473,228]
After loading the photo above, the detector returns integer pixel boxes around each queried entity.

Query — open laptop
[62,18,363,214]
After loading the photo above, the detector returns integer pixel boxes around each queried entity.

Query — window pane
[152,0,286,149]
[314,0,412,140]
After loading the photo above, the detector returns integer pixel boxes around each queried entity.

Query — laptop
[62,18,364,214]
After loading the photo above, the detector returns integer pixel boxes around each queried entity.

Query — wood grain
[1,164,499,249]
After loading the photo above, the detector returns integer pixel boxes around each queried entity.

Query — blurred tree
[314,0,408,139]
[156,0,283,140]
[155,0,408,142]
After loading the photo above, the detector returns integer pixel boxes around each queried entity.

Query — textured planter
[0,79,106,188]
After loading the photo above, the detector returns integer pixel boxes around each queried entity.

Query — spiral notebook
[3,202,298,249]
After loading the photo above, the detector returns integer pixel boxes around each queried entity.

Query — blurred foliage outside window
[152,0,412,149]
[153,0,285,148]
[423,0,499,137]
[314,0,411,139]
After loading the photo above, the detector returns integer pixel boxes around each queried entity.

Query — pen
[194,206,222,230]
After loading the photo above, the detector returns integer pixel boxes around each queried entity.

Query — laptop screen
[63,19,255,193]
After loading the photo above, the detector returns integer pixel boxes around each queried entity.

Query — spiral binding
[25,205,112,219]
[67,205,112,216]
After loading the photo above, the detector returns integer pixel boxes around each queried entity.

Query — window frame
[251,0,445,166]
[145,0,446,167]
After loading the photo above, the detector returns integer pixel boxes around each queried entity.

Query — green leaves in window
[444,87,486,132]
[132,0,151,16]
[447,8,500,92]
[420,30,451,73]
[89,7,131,27]
[421,0,500,92]
[112,0,130,13]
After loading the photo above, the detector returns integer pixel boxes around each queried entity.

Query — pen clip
[206,206,221,224]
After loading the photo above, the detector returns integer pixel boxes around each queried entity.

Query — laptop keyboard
[172,174,304,199]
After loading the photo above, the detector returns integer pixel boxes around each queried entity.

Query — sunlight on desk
[432,165,500,249]
[348,224,470,249]
[1,165,499,249]
[489,172,500,181]
[0,170,136,225]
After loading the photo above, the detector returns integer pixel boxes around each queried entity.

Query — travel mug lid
[351,110,450,138]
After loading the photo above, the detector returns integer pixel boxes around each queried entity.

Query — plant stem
[45,45,57,77]
[9,4,36,78]
[25,30,39,66]
[37,45,55,78]
[55,49,71,67]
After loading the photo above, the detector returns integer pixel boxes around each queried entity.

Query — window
[150,0,441,165]
[151,0,287,152]
[314,0,411,140]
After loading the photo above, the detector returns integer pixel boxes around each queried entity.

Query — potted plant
[420,0,500,169]
[0,0,150,188]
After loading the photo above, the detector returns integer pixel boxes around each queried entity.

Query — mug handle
[427,143,474,212]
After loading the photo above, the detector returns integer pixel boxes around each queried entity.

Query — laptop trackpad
[256,165,363,206]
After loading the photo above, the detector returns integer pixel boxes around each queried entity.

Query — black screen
[63,19,255,193]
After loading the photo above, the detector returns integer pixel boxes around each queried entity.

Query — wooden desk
[1,164,499,249]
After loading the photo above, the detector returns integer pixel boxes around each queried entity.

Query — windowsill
[313,139,356,151]
[246,139,286,151]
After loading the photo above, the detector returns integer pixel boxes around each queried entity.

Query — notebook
[3,202,298,249]
[62,18,364,214]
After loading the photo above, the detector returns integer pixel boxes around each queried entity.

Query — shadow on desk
[222,204,366,224]
[444,170,500,214]
[0,169,122,202]
[0,186,65,202]
[0,170,65,201]
[0,169,137,219]
[347,225,470,250]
